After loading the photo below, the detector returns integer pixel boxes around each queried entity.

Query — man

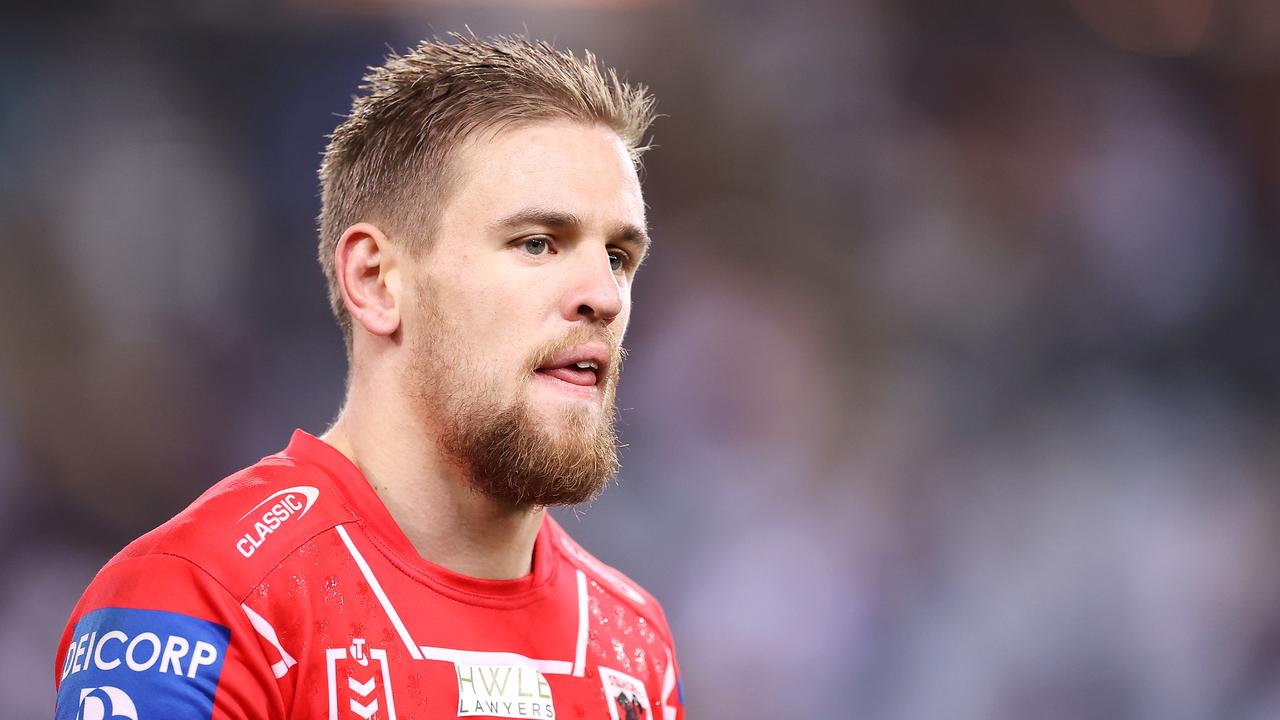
[53,33,683,720]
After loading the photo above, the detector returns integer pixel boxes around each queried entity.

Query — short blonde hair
[317,32,657,346]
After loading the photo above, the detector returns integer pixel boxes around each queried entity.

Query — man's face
[403,120,649,507]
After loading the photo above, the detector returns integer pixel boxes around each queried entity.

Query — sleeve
[53,553,284,720]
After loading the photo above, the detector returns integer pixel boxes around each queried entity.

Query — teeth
[574,361,599,370]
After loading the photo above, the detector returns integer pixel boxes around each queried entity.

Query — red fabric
[55,430,684,720]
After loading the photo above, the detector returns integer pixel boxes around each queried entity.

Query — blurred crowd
[2,1,1279,718]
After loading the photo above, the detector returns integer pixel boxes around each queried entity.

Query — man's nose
[561,245,623,324]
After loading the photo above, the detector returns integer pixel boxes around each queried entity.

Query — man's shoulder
[109,447,358,602]
[545,515,674,638]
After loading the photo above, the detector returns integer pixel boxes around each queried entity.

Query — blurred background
[3,0,1280,717]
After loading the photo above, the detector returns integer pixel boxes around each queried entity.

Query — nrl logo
[326,638,397,720]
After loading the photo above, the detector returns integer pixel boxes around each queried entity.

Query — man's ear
[334,222,401,339]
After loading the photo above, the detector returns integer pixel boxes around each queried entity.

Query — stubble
[406,285,623,507]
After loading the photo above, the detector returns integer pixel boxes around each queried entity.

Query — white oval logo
[77,686,138,720]
[235,486,320,558]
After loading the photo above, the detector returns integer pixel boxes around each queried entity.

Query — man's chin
[526,395,602,431]
[439,397,619,508]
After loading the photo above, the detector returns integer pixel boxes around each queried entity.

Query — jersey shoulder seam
[149,521,350,605]
[550,532,675,646]
[99,551,243,610]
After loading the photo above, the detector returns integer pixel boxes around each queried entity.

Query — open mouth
[537,360,600,387]
[534,344,610,390]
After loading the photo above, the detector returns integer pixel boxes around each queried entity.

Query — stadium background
[3,1,1280,718]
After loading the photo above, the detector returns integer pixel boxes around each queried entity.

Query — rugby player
[54,32,683,720]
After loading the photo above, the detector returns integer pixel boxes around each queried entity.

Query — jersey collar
[282,429,558,603]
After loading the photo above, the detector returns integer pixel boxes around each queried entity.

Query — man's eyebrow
[492,208,651,253]
[492,208,584,234]
[612,222,651,255]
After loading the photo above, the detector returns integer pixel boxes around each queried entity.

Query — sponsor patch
[599,667,651,720]
[55,607,230,720]
[455,663,555,719]
[234,485,320,558]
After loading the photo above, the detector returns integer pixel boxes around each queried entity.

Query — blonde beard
[435,389,620,507]
[406,289,623,507]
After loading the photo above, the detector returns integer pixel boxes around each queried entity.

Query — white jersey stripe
[662,646,677,720]
[240,602,297,679]
[335,524,424,660]
[573,569,589,677]
[335,523,585,674]
[325,647,346,720]
[418,646,573,675]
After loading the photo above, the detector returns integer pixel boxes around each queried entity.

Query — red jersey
[54,431,684,720]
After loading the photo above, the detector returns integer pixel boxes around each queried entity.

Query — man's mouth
[534,344,610,389]
[538,360,600,387]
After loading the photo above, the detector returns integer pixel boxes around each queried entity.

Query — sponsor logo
[235,486,319,558]
[558,537,646,605]
[455,663,555,719]
[327,638,398,720]
[55,608,229,720]
[599,667,651,720]
[76,686,138,720]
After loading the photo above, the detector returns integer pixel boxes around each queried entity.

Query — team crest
[598,667,651,720]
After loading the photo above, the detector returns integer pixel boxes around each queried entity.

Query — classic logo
[234,486,319,558]
[327,638,398,720]
[455,663,555,719]
[76,686,138,720]
[55,608,229,720]
[599,667,651,720]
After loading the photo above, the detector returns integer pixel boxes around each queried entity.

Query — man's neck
[320,385,544,581]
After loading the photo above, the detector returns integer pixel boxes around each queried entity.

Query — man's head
[319,32,655,346]
[319,34,656,507]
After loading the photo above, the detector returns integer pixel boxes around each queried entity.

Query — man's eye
[608,250,627,271]
[521,237,550,256]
